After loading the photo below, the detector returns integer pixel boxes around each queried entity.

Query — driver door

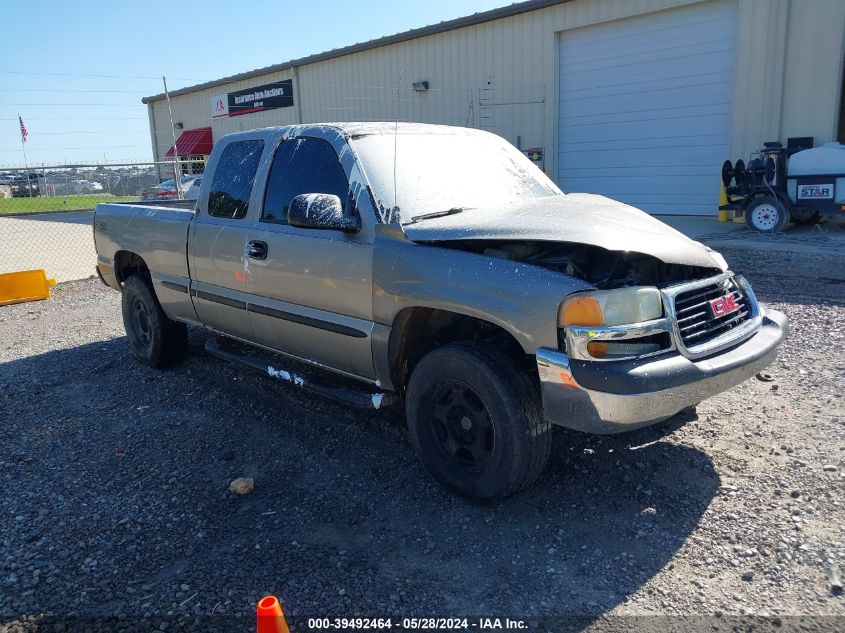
[245,136,376,378]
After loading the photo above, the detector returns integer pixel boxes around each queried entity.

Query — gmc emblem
[709,294,740,318]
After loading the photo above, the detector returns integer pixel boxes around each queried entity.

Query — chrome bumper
[536,308,788,434]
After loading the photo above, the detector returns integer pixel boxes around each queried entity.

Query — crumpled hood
[401,193,722,269]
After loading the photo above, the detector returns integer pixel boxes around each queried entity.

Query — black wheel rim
[129,297,153,349]
[426,381,495,472]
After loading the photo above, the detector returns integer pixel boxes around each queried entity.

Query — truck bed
[94,202,198,322]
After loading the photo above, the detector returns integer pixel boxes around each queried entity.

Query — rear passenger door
[189,138,265,341]
[246,136,376,378]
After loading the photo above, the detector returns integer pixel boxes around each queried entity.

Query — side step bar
[204,338,398,410]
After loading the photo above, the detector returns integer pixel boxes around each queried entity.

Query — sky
[0,0,512,167]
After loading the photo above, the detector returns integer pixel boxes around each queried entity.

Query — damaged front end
[434,239,722,289]
[518,247,788,434]
[417,233,785,435]
[388,190,787,434]
[438,240,740,361]
[508,246,788,433]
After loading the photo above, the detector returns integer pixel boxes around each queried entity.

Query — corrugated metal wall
[150,0,703,168]
[149,0,845,197]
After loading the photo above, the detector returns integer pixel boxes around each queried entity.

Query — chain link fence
[2,82,548,283]
[0,161,190,282]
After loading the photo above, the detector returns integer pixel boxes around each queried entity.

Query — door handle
[246,240,268,260]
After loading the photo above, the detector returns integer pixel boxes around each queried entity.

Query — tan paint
[779,0,845,144]
[148,0,845,180]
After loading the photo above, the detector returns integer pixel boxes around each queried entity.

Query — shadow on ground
[0,331,719,630]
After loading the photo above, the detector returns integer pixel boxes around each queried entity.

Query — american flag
[19,116,28,144]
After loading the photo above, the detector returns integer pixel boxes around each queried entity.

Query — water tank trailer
[721,139,845,232]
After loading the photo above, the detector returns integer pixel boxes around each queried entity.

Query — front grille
[673,277,751,350]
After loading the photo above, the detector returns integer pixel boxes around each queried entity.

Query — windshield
[351,131,561,223]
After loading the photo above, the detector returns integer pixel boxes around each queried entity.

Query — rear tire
[405,342,551,502]
[121,275,187,368]
[745,195,789,233]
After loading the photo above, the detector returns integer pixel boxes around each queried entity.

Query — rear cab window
[207,140,264,219]
[262,137,350,224]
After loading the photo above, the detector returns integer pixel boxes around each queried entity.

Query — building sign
[211,79,294,118]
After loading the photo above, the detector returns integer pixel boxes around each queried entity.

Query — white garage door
[557,0,737,215]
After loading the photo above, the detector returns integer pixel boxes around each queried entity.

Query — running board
[204,338,397,410]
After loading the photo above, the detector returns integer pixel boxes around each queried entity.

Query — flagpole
[18,114,30,196]
[162,76,183,198]
[18,115,28,168]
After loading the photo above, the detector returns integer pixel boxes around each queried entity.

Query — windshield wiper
[406,207,471,224]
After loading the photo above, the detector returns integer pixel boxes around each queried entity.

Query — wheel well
[388,307,531,392]
[114,251,151,285]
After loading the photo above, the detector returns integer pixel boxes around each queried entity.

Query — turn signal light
[586,341,608,358]
[560,296,603,326]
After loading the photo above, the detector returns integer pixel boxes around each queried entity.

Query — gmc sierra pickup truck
[94,123,787,501]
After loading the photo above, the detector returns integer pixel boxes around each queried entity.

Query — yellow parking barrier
[0,269,57,307]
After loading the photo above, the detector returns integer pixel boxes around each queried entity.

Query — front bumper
[536,308,788,434]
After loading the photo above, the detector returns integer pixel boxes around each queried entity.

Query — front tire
[405,342,551,502]
[745,195,789,233]
[121,275,187,367]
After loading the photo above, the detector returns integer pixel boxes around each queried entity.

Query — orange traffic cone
[256,595,290,633]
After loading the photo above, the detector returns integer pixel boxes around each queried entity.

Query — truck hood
[401,193,721,269]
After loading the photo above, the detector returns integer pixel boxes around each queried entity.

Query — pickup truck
[94,123,787,501]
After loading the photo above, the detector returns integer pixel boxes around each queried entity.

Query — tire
[121,275,187,367]
[405,342,551,502]
[745,195,789,233]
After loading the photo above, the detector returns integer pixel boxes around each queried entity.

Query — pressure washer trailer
[721,137,845,232]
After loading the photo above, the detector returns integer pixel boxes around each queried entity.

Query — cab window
[262,137,349,223]
[207,140,264,219]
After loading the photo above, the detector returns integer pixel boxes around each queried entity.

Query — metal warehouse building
[143,0,845,215]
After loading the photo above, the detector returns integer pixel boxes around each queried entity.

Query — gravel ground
[0,247,843,632]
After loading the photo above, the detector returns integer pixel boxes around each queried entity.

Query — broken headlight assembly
[558,287,673,361]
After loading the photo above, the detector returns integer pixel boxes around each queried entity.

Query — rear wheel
[405,342,551,502]
[121,275,187,367]
[745,195,789,233]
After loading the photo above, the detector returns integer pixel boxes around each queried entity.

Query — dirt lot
[0,247,843,632]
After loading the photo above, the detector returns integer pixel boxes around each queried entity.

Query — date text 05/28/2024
[305,617,528,630]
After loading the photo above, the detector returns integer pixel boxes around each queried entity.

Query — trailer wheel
[745,196,789,233]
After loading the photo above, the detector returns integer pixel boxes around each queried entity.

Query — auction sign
[211,80,294,118]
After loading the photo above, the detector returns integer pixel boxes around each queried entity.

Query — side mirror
[288,193,360,233]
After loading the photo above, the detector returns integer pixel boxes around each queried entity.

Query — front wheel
[745,195,789,233]
[405,342,551,502]
[121,275,187,368]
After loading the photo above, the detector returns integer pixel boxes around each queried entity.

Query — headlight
[559,287,663,327]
